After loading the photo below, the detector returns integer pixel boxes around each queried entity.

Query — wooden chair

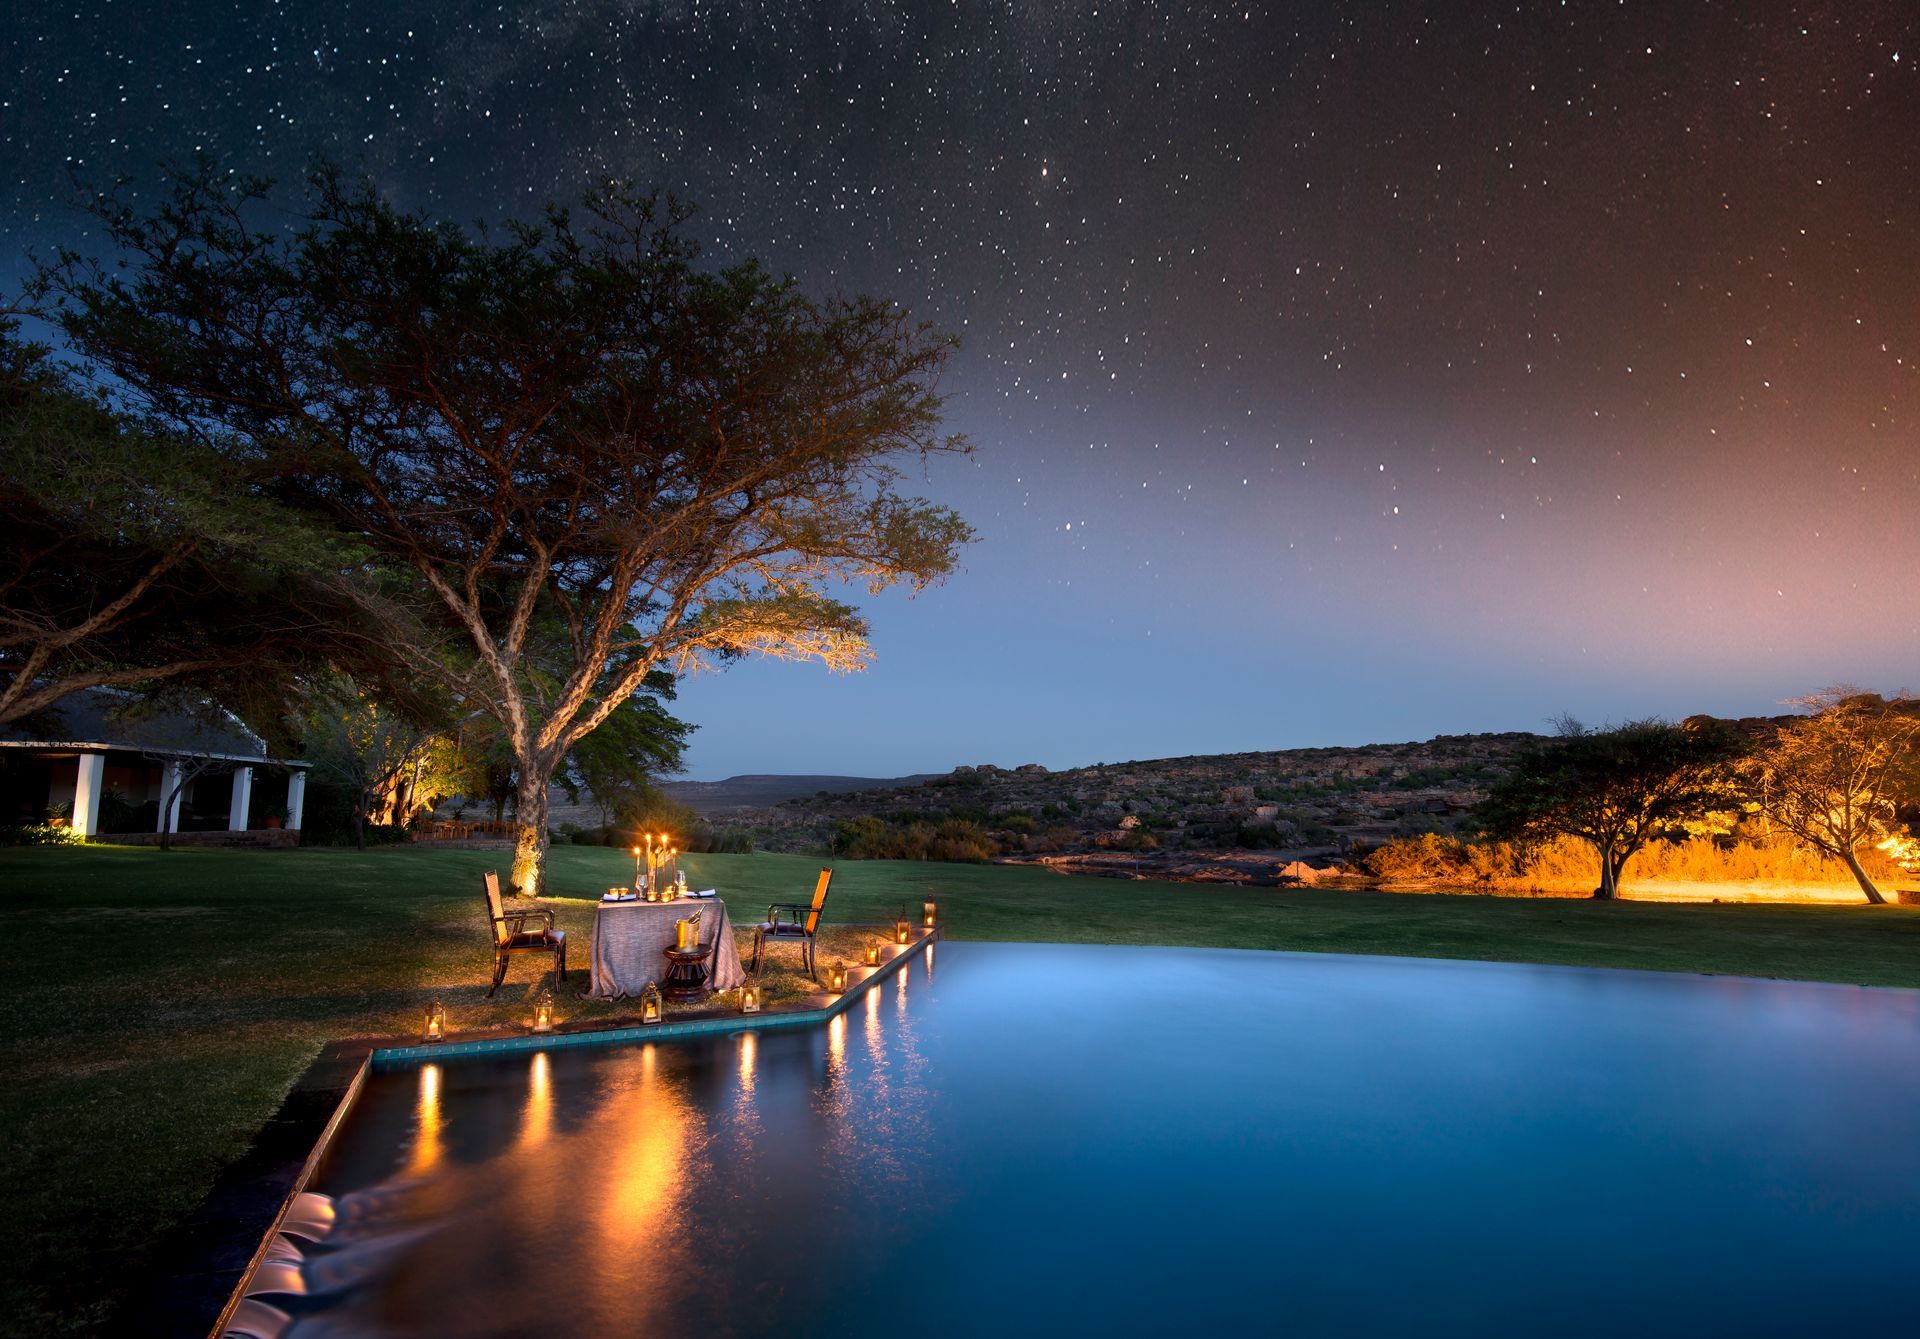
[483,869,566,997]
[751,868,832,980]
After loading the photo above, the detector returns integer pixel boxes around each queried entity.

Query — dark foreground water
[293,944,1920,1337]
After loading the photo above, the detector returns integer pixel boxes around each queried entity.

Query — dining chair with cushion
[483,868,566,997]
[751,867,832,981]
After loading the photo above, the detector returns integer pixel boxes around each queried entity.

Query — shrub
[0,822,85,847]
[1364,833,1478,882]
[689,824,754,854]
[832,814,992,862]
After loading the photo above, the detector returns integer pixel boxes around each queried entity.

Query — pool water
[293,944,1920,1336]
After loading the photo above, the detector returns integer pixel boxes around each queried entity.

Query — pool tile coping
[372,927,937,1066]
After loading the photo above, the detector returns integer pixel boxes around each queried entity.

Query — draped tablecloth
[588,895,747,999]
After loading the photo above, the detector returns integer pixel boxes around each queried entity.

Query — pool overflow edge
[195,927,938,1339]
[374,924,936,1067]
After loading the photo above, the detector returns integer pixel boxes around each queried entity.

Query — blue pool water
[290,944,1920,1336]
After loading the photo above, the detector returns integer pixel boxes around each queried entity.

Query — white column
[72,752,106,837]
[158,761,183,833]
[228,765,254,832]
[286,771,307,831]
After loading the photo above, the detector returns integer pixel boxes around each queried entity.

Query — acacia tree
[1478,716,1744,899]
[1751,688,1920,905]
[0,320,359,726]
[46,166,971,892]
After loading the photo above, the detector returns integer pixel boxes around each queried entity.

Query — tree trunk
[1594,845,1618,900]
[1839,847,1888,905]
[511,765,551,897]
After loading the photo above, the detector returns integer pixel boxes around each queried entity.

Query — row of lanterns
[419,899,938,1041]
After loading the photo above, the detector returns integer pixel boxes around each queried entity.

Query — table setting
[587,880,747,1000]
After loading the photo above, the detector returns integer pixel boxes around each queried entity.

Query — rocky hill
[729,733,1545,877]
[662,772,941,815]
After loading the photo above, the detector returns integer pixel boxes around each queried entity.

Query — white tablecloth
[588,896,747,999]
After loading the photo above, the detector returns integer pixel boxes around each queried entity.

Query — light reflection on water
[293,945,1918,1337]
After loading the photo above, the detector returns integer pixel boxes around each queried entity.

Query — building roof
[0,688,306,767]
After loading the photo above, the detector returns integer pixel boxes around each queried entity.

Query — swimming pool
[271,943,1920,1336]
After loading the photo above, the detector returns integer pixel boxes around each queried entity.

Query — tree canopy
[1477,716,1745,899]
[41,165,972,890]
[0,320,372,727]
[1750,688,1920,905]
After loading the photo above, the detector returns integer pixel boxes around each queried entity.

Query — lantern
[423,998,446,1042]
[894,916,911,944]
[827,962,849,994]
[740,980,762,1014]
[923,898,938,929]
[640,982,664,1024]
[530,990,556,1034]
[864,940,882,967]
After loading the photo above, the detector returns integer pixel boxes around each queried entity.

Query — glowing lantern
[827,962,849,994]
[640,982,664,1024]
[740,980,762,1014]
[530,990,556,1034]
[423,998,446,1042]
[864,940,882,967]
[923,898,938,929]
[894,916,911,944]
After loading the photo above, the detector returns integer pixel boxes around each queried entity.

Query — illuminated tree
[1477,716,1744,899]
[44,165,971,892]
[294,672,447,849]
[1750,688,1920,905]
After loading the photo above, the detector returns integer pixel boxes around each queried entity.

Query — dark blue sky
[8,1,1918,777]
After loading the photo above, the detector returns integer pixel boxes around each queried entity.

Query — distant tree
[1477,716,1745,899]
[556,672,693,830]
[44,165,972,893]
[1750,688,1920,905]
[438,717,520,826]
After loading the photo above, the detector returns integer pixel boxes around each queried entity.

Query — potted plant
[46,800,71,829]
[264,807,287,830]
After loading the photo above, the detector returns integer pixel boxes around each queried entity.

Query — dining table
[587,892,749,1000]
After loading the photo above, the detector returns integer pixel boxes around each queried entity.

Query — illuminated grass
[2,843,1917,1334]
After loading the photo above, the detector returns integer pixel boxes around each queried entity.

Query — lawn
[4,842,1918,1335]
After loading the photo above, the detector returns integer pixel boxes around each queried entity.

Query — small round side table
[662,942,716,1003]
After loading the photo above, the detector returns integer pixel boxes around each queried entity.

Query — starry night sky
[6,2,1918,777]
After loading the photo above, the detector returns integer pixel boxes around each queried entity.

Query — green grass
[4,843,1918,1335]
